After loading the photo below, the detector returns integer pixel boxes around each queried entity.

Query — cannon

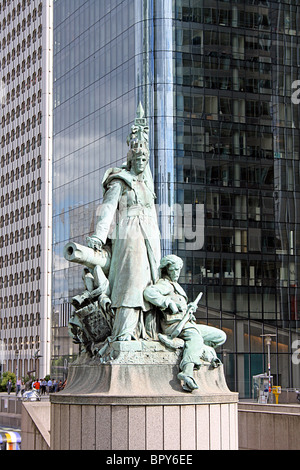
[63,242,111,275]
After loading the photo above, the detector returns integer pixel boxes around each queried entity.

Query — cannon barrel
[63,242,111,274]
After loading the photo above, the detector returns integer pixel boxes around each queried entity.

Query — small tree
[0,371,16,392]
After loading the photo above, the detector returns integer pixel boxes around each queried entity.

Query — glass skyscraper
[52,0,148,377]
[52,0,300,397]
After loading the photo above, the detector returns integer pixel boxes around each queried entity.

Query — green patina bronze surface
[64,104,227,393]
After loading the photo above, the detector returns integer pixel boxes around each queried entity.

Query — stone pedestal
[50,341,239,450]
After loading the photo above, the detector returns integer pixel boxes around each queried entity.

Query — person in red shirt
[33,380,40,394]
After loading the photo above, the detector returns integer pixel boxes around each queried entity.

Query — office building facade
[0,0,52,379]
[52,0,300,397]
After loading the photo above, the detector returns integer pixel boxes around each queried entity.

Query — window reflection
[52,0,143,371]
[173,0,300,395]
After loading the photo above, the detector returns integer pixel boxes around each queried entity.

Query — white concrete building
[0,0,52,379]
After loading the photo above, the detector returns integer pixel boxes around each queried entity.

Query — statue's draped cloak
[94,167,161,312]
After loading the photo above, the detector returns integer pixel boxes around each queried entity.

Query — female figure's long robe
[92,166,161,339]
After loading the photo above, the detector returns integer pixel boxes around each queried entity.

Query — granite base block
[50,341,238,450]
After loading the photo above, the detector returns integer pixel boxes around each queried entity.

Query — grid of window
[0,0,51,379]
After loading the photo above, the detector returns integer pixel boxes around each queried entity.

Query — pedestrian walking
[33,379,41,394]
[47,378,53,393]
[41,379,47,395]
[16,378,21,396]
[6,379,12,395]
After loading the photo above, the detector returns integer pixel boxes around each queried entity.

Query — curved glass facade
[52,0,154,377]
[52,0,300,396]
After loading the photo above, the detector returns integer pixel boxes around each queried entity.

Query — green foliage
[0,371,16,392]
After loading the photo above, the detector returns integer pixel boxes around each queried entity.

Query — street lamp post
[222,349,231,377]
[261,334,276,403]
[0,340,3,379]
[15,349,19,391]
